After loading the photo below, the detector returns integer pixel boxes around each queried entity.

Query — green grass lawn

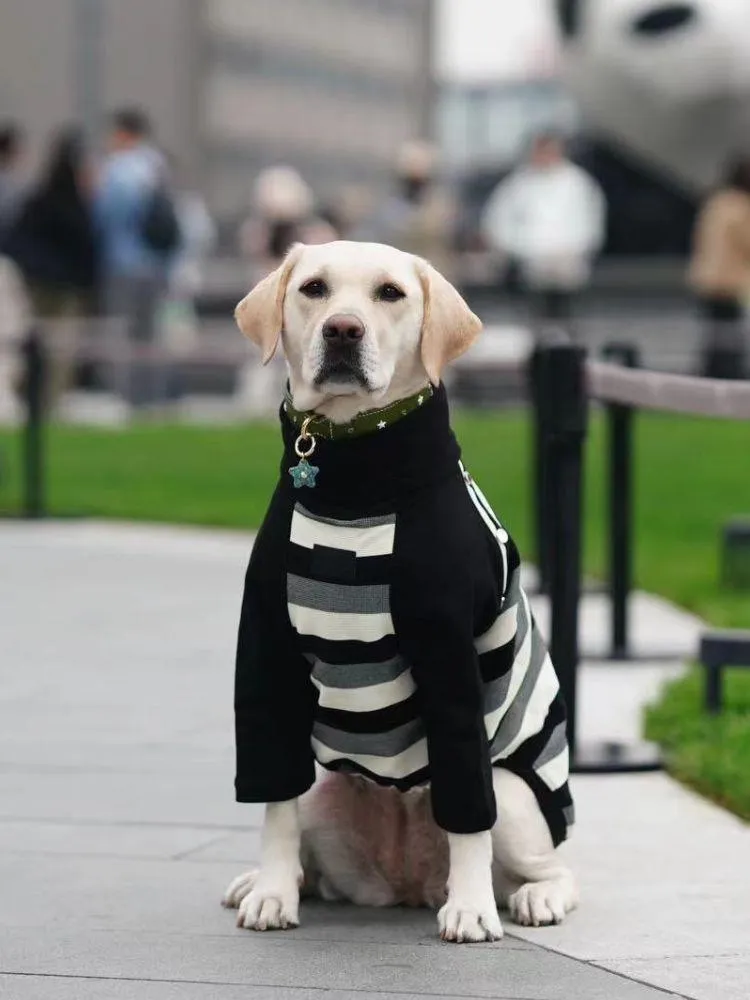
[2,409,749,817]
[645,669,750,821]
[1,410,747,627]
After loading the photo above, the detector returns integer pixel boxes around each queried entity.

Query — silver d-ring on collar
[294,416,317,459]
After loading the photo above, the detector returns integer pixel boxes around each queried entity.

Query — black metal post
[22,329,46,519]
[602,343,639,660]
[538,343,662,774]
[528,347,551,594]
[700,631,750,714]
[705,664,723,715]
[537,344,587,758]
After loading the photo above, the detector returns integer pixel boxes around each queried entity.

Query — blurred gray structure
[554,0,750,194]
[0,0,433,223]
[438,80,578,174]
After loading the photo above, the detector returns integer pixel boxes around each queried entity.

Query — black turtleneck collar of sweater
[277,384,462,514]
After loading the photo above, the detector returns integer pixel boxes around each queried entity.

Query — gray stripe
[476,580,528,655]
[481,592,531,728]
[481,598,525,719]
[563,804,576,826]
[476,590,523,656]
[512,588,530,652]
[504,567,522,608]
[534,719,568,770]
[483,669,515,724]
[490,620,550,758]
[311,655,410,689]
[288,575,390,614]
[295,504,396,530]
[313,717,424,758]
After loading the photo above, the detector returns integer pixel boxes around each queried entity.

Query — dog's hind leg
[490,769,578,927]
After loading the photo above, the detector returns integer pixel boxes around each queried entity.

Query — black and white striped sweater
[234,385,574,843]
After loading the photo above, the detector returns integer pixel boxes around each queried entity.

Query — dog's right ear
[235,243,304,364]
[416,258,482,386]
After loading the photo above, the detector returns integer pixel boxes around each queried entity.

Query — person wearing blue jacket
[94,108,179,405]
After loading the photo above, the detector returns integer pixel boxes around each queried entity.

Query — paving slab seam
[0,816,260,832]
[0,970,610,1000]
[505,936,696,1000]
[0,765,232,777]
[590,953,748,962]
[0,925,529,948]
[170,834,232,861]
[0,848,253,864]
[514,937,699,1000]
[581,959,694,1000]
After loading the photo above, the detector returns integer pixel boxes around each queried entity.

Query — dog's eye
[299,278,329,299]
[376,283,406,303]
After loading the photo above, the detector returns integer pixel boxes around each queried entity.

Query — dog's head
[235,241,482,416]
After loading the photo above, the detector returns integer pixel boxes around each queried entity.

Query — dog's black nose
[322,315,365,346]
[632,3,696,35]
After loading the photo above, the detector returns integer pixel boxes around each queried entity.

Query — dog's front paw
[222,870,259,909]
[236,870,301,932]
[222,868,300,930]
[508,879,577,927]
[438,897,503,943]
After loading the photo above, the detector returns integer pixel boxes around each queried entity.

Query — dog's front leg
[438,830,503,943]
[225,799,303,931]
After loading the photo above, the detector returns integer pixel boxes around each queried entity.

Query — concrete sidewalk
[1,520,747,1000]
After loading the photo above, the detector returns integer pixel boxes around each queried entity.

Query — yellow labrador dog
[222,241,578,943]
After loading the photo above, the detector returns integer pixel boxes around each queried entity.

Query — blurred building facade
[438,80,578,173]
[0,0,433,223]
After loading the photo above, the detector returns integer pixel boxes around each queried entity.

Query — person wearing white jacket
[482,133,607,328]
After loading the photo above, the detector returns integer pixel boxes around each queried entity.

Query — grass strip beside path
[1,411,746,629]
[645,669,750,822]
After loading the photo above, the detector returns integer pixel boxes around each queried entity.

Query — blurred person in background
[95,108,181,406]
[0,121,29,421]
[238,165,338,281]
[352,140,456,280]
[4,127,97,413]
[0,122,27,244]
[236,165,338,417]
[0,254,31,423]
[482,132,606,335]
[688,156,750,380]
[159,154,217,357]
[170,154,217,297]
[334,184,374,240]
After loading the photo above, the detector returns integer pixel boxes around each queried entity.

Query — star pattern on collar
[284,384,434,441]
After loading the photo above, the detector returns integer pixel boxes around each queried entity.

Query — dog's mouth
[313,349,371,390]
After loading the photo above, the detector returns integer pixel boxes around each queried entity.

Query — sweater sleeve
[390,523,496,834]
[234,487,317,803]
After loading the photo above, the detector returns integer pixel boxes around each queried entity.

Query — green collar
[283,384,434,441]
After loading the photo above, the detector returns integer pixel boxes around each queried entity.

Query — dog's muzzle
[314,314,370,388]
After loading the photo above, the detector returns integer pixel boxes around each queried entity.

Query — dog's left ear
[416,259,482,385]
[235,243,304,364]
